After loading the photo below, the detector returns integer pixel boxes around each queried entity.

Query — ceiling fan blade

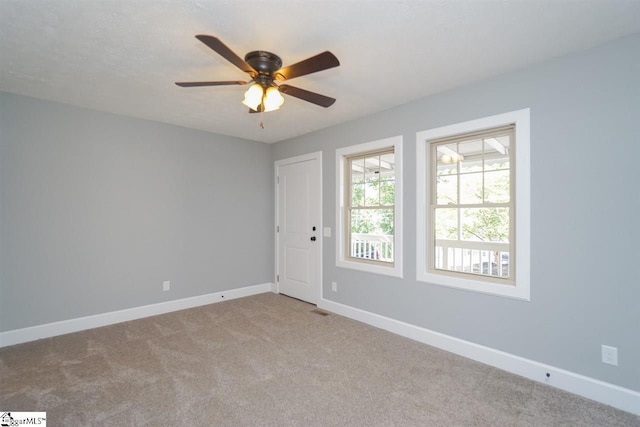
[275,51,339,81]
[195,35,257,75]
[279,85,336,108]
[175,81,247,87]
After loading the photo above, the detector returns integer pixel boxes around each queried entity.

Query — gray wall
[272,34,640,391]
[0,93,273,331]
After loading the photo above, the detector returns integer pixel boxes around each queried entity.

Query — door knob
[310,236,317,241]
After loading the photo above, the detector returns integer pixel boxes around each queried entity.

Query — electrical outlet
[331,281,337,292]
[601,345,618,366]
[163,280,170,291]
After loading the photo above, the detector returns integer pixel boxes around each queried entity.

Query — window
[431,125,514,283]
[347,149,395,263]
[416,109,530,299]
[337,136,403,277]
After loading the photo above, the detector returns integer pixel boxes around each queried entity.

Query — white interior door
[276,153,321,304]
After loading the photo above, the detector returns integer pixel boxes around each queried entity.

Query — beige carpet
[1,293,638,426]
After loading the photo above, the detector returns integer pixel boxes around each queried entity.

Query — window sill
[417,271,529,300]
[337,258,403,278]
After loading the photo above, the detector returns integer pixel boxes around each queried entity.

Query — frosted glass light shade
[242,84,264,110]
[263,87,284,112]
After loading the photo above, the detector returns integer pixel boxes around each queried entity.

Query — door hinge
[276,274,279,282]
[277,176,280,184]
[277,225,279,233]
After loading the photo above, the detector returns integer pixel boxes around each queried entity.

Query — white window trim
[416,109,530,300]
[336,136,403,278]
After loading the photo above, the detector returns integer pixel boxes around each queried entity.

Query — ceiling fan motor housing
[245,51,282,84]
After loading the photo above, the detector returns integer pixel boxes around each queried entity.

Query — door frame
[274,151,323,304]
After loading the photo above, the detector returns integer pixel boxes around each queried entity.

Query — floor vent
[311,309,330,316]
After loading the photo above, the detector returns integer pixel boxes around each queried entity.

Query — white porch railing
[434,239,510,278]
[351,233,394,262]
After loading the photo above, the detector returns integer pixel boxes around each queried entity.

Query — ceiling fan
[176,35,340,113]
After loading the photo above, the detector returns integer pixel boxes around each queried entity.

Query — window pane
[436,175,457,205]
[434,245,510,278]
[437,162,457,176]
[364,179,380,206]
[351,183,364,206]
[351,158,365,183]
[380,179,395,206]
[350,208,394,262]
[484,170,510,203]
[459,172,483,204]
[460,157,482,174]
[461,207,510,243]
[484,135,510,171]
[364,155,380,182]
[484,155,510,171]
[434,208,458,240]
[350,157,365,207]
[379,153,395,182]
[458,139,483,173]
[436,143,461,166]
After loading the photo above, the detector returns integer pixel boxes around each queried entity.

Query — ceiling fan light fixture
[242,83,263,110]
[263,86,284,112]
[177,36,339,113]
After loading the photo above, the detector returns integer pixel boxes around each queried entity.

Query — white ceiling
[1,1,639,144]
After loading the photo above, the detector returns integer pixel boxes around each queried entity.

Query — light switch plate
[601,345,618,366]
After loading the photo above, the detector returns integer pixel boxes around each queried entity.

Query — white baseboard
[318,297,640,416]
[0,283,275,348]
